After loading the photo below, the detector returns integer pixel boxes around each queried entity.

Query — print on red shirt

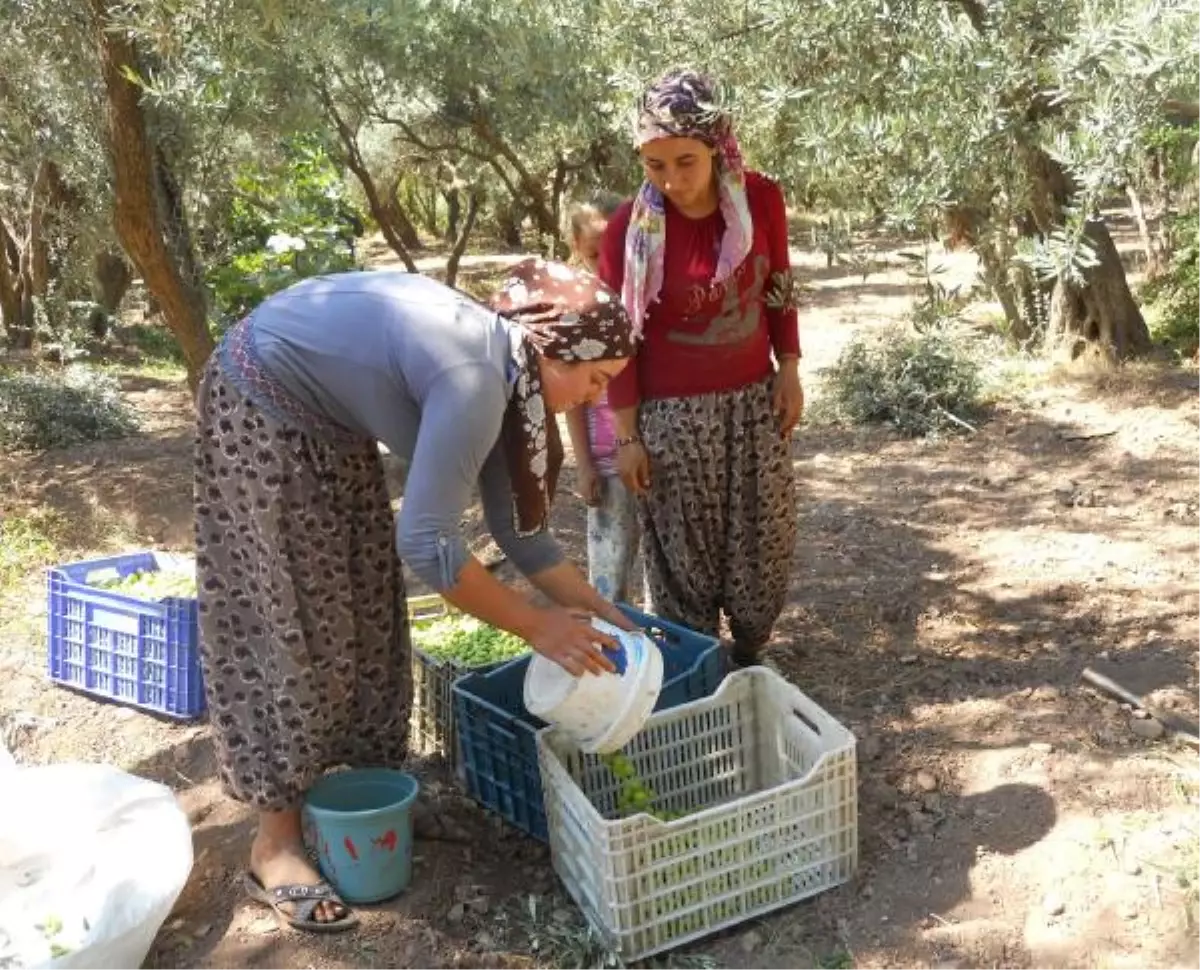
[669,253,768,347]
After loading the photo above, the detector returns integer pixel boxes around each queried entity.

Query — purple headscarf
[622,68,754,338]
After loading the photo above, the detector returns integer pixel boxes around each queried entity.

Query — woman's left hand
[596,600,640,633]
[526,561,641,633]
[773,358,804,440]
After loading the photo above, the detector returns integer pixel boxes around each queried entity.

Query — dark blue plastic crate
[453,604,723,842]
[46,551,205,720]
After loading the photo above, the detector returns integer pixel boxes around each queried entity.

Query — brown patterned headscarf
[491,258,634,536]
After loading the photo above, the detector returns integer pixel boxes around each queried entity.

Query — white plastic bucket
[523,618,664,753]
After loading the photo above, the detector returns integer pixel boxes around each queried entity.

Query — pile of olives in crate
[601,751,778,934]
[411,613,529,668]
[91,569,196,601]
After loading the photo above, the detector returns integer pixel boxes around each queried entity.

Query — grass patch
[0,498,142,652]
[96,357,188,384]
[1177,858,1198,936]
[1145,298,1199,363]
[1162,770,1199,932]
[102,324,190,383]
[1141,211,1198,362]
[119,323,186,364]
[975,339,1055,403]
[818,949,856,970]
[0,507,71,592]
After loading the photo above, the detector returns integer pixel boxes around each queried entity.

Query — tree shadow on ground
[3,429,195,550]
[744,401,1198,966]
[775,402,1196,716]
[799,280,920,312]
[708,782,1058,969]
[1044,359,1199,410]
[118,371,187,393]
[114,355,1198,970]
[130,728,548,970]
[130,725,219,789]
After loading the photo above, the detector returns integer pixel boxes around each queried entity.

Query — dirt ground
[1,232,1197,970]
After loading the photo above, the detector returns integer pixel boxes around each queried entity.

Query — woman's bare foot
[249,809,349,924]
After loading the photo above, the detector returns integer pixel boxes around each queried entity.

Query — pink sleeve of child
[586,392,619,476]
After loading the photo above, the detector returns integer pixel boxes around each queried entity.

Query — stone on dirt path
[1130,717,1166,740]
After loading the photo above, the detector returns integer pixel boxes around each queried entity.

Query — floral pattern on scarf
[623,68,754,339]
[491,258,635,536]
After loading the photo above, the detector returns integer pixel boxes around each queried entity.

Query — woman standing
[194,259,635,931]
[599,68,803,668]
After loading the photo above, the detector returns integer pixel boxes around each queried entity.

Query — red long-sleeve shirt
[599,170,800,409]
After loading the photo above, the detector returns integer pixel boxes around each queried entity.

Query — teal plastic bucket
[302,768,419,904]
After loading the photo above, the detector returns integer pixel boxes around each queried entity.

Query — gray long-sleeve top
[249,270,563,591]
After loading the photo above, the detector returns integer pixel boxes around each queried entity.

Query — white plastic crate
[538,667,858,961]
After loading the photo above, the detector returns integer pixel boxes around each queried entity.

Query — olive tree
[0,0,120,349]
[593,0,1197,360]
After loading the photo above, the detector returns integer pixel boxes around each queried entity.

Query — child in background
[563,193,642,603]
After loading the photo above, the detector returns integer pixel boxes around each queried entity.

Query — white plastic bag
[0,751,193,969]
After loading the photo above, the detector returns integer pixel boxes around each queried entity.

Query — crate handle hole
[792,706,822,736]
[643,624,681,647]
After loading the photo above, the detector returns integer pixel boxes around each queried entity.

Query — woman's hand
[564,406,601,506]
[575,458,602,507]
[772,358,804,439]
[526,607,618,677]
[526,561,640,640]
[617,440,651,495]
[592,599,640,633]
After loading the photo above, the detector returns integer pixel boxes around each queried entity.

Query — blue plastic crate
[453,604,723,842]
[46,551,205,720]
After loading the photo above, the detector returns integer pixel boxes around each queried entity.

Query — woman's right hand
[526,607,618,677]
[617,441,651,496]
[576,459,602,507]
